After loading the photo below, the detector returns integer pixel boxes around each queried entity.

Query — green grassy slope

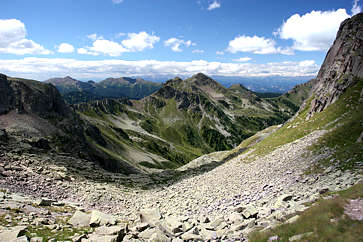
[242,78,362,172]
[75,73,314,170]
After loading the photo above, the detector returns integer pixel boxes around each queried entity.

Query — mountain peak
[188,73,225,92]
[192,72,209,79]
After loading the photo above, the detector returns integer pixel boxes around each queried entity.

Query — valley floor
[0,124,361,241]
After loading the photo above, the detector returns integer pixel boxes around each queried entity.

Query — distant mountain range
[46,75,304,104]
[132,75,313,94]
[45,76,162,104]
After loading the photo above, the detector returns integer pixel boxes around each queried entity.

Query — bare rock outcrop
[0,74,70,118]
[310,13,363,115]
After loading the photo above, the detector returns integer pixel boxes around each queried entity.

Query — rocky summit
[0,13,363,242]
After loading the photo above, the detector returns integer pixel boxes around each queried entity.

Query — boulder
[86,234,119,242]
[90,210,116,227]
[138,228,158,240]
[199,227,217,240]
[210,216,225,230]
[274,194,294,208]
[241,206,258,219]
[13,236,28,242]
[230,220,251,231]
[0,226,27,241]
[228,212,244,223]
[159,216,184,234]
[94,225,126,242]
[286,215,300,224]
[148,229,169,242]
[139,208,162,227]
[69,211,91,227]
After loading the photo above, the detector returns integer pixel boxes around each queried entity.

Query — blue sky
[0,0,361,80]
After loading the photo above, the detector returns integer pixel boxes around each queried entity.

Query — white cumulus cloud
[89,39,128,57]
[207,0,221,11]
[227,35,292,55]
[0,19,51,55]
[352,0,362,15]
[112,0,123,4]
[216,51,224,55]
[0,57,319,81]
[121,31,160,52]
[164,38,196,52]
[278,9,350,51]
[207,1,221,11]
[233,57,252,62]
[57,43,74,53]
[79,32,159,56]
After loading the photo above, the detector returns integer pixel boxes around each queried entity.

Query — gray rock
[180,232,202,241]
[160,216,184,234]
[148,230,169,242]
[30,237,43,242]
[286,215,299,224]
[94,225,126,242]
[139,228,158,239]
[289,232,314,241]
[241,206,258,219]
[274,194,294,208]
[198,216,210,223]
[0,226,27,241]
[268,235,279,241]
[228,212,244,223]
[86,234,119,242]
[13,236,28,242]
[68,211,91,227]
[131,222,149,232]
[199,227,217,240]
[230,220,251,231]
[234,205,245,213]
[210,216,225,229]
[89,210,116,227]
[171,238,183,242]
[139,208,162,227]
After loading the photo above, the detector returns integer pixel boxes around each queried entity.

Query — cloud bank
[0,57,319,80]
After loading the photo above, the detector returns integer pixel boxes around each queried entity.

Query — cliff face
[310,13,363,115]
[0,74,15,115]
[0,74,70,118]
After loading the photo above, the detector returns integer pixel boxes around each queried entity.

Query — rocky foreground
[0,127,361,241]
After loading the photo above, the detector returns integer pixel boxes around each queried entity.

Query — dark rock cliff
[310,13,363,115]
[0,74,70,118]
[0,74,139,174]
[0,74,15,115]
